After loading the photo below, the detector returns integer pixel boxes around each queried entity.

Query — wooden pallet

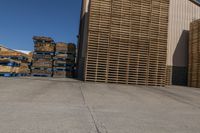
[0,73,15,77]
[188,19,200,88]
[55,42,68,53]
[33,36,55,53]
[53,44,76,77]
[31,36,55,75]
[82,0,169,86]
[0,73,28,77]
[31,74,51,77]
[31,37,76,79]
[32,59,53,68]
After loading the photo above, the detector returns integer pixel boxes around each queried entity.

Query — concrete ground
[0,77,200,133]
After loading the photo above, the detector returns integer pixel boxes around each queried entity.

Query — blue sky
[0,0,82,51]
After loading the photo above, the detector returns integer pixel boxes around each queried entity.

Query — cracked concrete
[0,77,200,133]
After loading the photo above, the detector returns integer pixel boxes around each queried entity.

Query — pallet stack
[0,58,22,77]
[53,43,76,78]
[0,46,31,76]
[188,19,200,88]
[16,62,30,76]
[31,36,55,77]
[0,51,29,63]
[66,43,76,77]
[53,42,68,78]
[79,0,170,86]
[0,52,31,76]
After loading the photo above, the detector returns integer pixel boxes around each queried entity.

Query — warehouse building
[166,0,200,86]
[77,0,170,86]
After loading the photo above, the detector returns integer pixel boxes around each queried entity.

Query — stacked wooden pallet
[188,19,200,88]
[0,58,19,77]
[83,0,169,86]
[53,43,76,78]
[53,42,68,78]
[31,37,76,78]
[16,62,30,76]
[66,43,76,77]
[0,51,29,63]
[0,46,31,76]
[0,58,29,77]
[31,36,55,77]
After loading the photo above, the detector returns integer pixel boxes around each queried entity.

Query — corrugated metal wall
[167,0,200,67]
[81,0,89,17]
[77,0,90,80]
[167,0,200,85]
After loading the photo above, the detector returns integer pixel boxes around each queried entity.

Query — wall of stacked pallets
[188,19,200,88]
[31,37,55,77]
[83,0,169,86]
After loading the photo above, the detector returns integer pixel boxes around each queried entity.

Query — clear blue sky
[0,0,82,51]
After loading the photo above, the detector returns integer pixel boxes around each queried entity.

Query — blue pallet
[31,67,52,71]
[0,73,29,77]
[34,52,54,55]
[0,56,28,60]
[32,74,51,77]
[0,62,20,67]
[54,65,67,67]
[14,73,25,77]
[53,64,74,67]
[55,52,67,54]
[53,58,67,61]
[53,68,66,71]
[0,73,14,77]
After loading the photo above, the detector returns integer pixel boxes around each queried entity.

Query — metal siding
[167,0,200,67]
[77,0,90,80]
